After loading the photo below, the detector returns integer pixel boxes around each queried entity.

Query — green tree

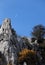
[32,24,45,43]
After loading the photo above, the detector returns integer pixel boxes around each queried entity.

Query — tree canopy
[31,24,45,43]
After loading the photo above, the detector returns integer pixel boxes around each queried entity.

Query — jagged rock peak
[0,18,18,65]
[1,18,11,30]
[3,18,11,25]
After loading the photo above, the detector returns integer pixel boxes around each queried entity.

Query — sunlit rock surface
[0,18,45,65]
[0,18,28,65]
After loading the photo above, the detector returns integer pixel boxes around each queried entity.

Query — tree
[32,24,45,43]
[18,49,39,65]
[22,37,32,49]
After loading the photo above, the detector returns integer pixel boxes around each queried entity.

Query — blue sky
[0,0,45,37]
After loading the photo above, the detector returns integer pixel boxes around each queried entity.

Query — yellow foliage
[18,48,37,64]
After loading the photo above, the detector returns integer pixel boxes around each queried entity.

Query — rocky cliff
[0,18,45,65]
[0,18,29,65]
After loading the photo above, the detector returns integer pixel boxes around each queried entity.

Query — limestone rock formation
[0,18,45,65]
[0,18,28,65]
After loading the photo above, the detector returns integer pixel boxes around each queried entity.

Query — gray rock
[0,18,18,65]
[0,18,44,65]
[0,18,28,65]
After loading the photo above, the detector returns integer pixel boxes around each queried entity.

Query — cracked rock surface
[0,18,45,65]
[0,18,28,65]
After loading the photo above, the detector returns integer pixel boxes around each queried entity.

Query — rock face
[0,18,28,65]
[0,18,45,65]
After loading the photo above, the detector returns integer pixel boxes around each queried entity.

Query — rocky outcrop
[0,18,45,65]
[0,18,28,65]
